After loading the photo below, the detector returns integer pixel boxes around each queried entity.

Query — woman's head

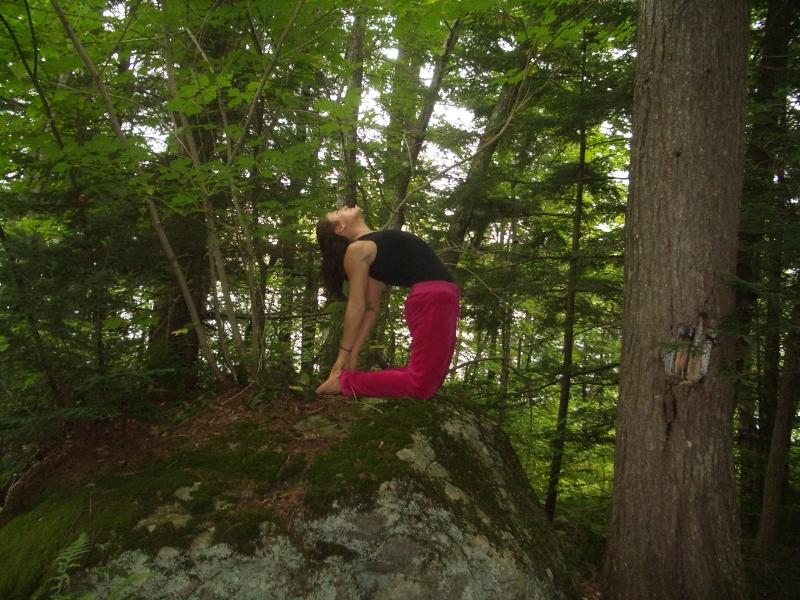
[316,216,350,299]
[325,205,363,234]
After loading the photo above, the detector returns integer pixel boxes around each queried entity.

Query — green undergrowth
[0,421,302,600]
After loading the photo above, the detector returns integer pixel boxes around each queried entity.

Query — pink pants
[340,281,460,399]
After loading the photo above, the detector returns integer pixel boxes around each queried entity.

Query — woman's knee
[409,377,443,399]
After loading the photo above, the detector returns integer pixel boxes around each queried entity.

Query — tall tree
[337,7,367,208]
[601,0,749,598]
[754,273,800,554]
[735,0,799,515]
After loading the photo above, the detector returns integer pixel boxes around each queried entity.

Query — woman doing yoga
[315,206,460,398]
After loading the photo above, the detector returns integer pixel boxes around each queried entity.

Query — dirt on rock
[0,388,369,529]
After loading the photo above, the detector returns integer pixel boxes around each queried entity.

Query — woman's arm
[316,241,374,392]
[345,277,381,370]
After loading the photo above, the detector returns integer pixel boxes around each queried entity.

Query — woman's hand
[344,352,358,371]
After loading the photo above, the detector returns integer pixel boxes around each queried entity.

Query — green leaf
[9,62,28,81]
[103,316,125,331]
[170,193,199,208]
[322,301,345,315]
[165,97,188,112]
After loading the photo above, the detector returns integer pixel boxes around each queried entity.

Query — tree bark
[600,1,749,598]
[753,275,800,555]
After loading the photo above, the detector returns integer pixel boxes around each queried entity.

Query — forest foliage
[0,0,798,587]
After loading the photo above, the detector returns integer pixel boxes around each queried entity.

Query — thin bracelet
[340,346,352,352]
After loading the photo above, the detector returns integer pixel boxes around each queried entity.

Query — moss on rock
[0,397,579,600]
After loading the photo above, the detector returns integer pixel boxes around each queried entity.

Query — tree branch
[49,0,226,382]
[229,0,306,166]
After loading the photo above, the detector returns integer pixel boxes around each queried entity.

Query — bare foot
[315,376,342,395]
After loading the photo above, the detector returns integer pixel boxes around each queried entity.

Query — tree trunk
[600,1,749,598]
[735,0,796,514]
[498,222,515,425]
[160,17,249,372]
[753,275,800,555]
[761,239,782,453]
[383,21,461,229]
[442,77,523,265]
[300,253,318,374]
[468,329,485,384]
[209,243,238,382]
[545,123,586,521]
[49,0,226,383]
[337,9,367,208]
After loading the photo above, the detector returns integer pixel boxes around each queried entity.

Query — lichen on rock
[0,397,579,600]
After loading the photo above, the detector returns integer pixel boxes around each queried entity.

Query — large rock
[0,398,579,600]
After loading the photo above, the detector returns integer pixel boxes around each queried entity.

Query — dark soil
[0,388,364,530]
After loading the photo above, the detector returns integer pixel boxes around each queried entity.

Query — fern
[49,532,91,600]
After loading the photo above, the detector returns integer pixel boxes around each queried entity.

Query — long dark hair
[316,217,350,300]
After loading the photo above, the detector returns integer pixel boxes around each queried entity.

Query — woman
[315,205,460,399]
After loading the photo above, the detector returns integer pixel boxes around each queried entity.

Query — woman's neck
[347,225,373,242]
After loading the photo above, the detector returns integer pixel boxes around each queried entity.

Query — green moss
[186,481,222,515]
[303,401,434,515]
[138,520,205,556]
[219,422,271,446]
[216,507,278,554]
[0,488,88,600]
[279,454,307,480]
[0,421,309,599]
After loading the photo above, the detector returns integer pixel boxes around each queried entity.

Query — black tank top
[356,230,453,287]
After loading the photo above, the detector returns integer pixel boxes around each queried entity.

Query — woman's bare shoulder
[345,239,377,262]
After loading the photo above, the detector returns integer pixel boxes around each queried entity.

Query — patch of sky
[421,102,478,190]
[608,47,629,60]
[599,120,631,139]
[422,145,469,192]
[433,103,476,132]
[610,170,629,182]
[103,3,126,27]
[380,47,399,61]
[420,64,434,87]
[598,121,630,183]
[498,38,514,52]
[133,125,168,153]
